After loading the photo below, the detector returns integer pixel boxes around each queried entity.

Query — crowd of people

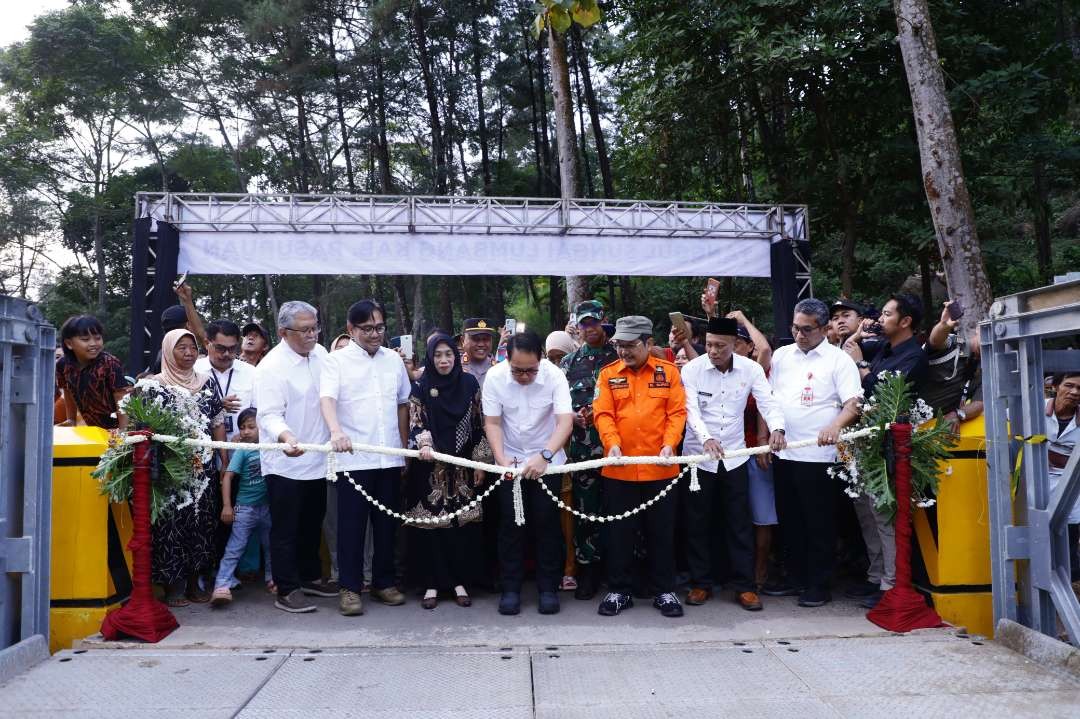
[53,279,1079,618]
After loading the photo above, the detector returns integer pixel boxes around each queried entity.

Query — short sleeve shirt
[481,359,573,464]
[227,448,267,506]
[320,342,412,471]
[56,352,126,429]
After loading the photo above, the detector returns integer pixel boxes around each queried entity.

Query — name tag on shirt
[608,377,629,389]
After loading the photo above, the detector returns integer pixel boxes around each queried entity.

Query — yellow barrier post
[49,426,133,653]
[913,415,994,636]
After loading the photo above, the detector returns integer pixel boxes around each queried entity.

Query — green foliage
[831,372,956,518]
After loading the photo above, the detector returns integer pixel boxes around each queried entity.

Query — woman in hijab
[153,329,228,606]
[404,333,486,609]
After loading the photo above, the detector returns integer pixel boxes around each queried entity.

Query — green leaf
[572,0,602,28]
[549,7,572,34]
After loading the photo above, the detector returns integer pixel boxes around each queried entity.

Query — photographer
[923,301,984,433]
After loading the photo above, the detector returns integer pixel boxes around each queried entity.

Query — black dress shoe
[498,591,521,615]
[574,564,598,601]
[859,590,884,609]
[797,588,832,607]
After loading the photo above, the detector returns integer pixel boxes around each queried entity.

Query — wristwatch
[540,449,554,462]
[856,360,870,369]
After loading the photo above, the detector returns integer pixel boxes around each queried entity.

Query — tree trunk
[492,276,506,325]
[393,276,412,336]
[1030,159,1054,285]
[894,0,993,336]
[411,275,424,341]
[522,26,546,194]
[93,205,106,313]
[326,8,356,192]
[438,277,454,336]
[571,27,613,198]
[535,35,554,194]
[571,40,594,197]
[471,9,492,193]
[265,275,279,330]
[373,49,394,193]
[548,27,588,313]
[412,1,447,193]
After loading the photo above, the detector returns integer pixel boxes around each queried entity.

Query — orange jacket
[592,355,687,481]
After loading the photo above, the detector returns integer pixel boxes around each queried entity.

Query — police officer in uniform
[559,300,618,599]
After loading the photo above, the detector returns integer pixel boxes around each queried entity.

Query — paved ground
[78,583,887,650]
[6,585,1080,716]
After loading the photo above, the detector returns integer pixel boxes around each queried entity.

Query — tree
[533,0,602,314]
[893,0,993,334]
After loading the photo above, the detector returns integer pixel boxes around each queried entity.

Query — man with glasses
[461,318,499,389]
[255,300,336,613]
[482,330,574,616]
[195,319,254,437]
[593,316,687,618]
[321,299,412,616]
[766,298,862,608]
[559,300,618,600]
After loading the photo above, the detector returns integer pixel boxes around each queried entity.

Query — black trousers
[605,477,676,595]
[266,474,326,597]
[773,458,836,592]
[497,476,563,593]
[337,468,400,593]
[685,463,754,593]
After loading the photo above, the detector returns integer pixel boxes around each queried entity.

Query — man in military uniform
[559,300,618,600]
[460,317,498,389]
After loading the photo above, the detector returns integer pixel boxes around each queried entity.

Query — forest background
[0,0,1078,360]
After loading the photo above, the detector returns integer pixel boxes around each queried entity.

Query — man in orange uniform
[592,315,687,618]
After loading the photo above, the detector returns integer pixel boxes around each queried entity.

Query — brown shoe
[371,586,406,606]
[737,591,763,611]
[686,588,712,605]
[421,595,438,610]
[455,594,472,607]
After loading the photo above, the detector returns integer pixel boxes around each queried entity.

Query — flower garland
[829,371,955,518]
[92,378,214,523]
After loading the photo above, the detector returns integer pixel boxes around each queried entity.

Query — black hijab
[412,334,480,453]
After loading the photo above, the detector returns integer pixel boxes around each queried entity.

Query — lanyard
[211,366,234,399]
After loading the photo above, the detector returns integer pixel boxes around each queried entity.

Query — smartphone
[705,278,720,301]
[174,271,188,289]
[569,312,577,326]
[504,319,517,335]
[517,321,526,333]
[947,301,965,321]
[399,334,413,360]
[669,311,689,337]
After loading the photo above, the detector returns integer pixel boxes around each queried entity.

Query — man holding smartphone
[842,292,929,609]
[559,300,618,600]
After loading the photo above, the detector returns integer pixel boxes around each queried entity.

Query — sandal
[560,575,578,591]
[266,580,277,594]
[186,589,212,604]
[165,594,190,608]
[421,596,438,610]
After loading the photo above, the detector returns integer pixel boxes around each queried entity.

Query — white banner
[177,231,773,277]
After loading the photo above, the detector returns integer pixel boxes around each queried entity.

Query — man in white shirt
[682,317,787,611]
[321,299,412,616]
[255,301,335,614]
[483,330,574,616]
[194,320,255,437]
[766,298,862,608]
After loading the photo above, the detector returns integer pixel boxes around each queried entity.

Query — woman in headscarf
[405,333,486,609]
[153,329,228,606]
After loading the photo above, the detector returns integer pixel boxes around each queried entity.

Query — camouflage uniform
[560,337,618,565]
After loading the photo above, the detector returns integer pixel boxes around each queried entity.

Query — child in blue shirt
[211,408,273,606]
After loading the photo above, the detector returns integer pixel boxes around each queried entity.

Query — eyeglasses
[790,324,821,336]
[510,367,540,377]
[357,324,387,335]
[285,325,321,337]
[210,342,241,356]
[614,341,642,351]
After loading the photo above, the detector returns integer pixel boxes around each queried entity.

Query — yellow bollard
[914,415,994,636]
[49,426,133,653]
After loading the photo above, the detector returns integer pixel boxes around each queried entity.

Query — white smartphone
[517,321,526,333]
[399,334,413,360]
[504,319,517,335]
